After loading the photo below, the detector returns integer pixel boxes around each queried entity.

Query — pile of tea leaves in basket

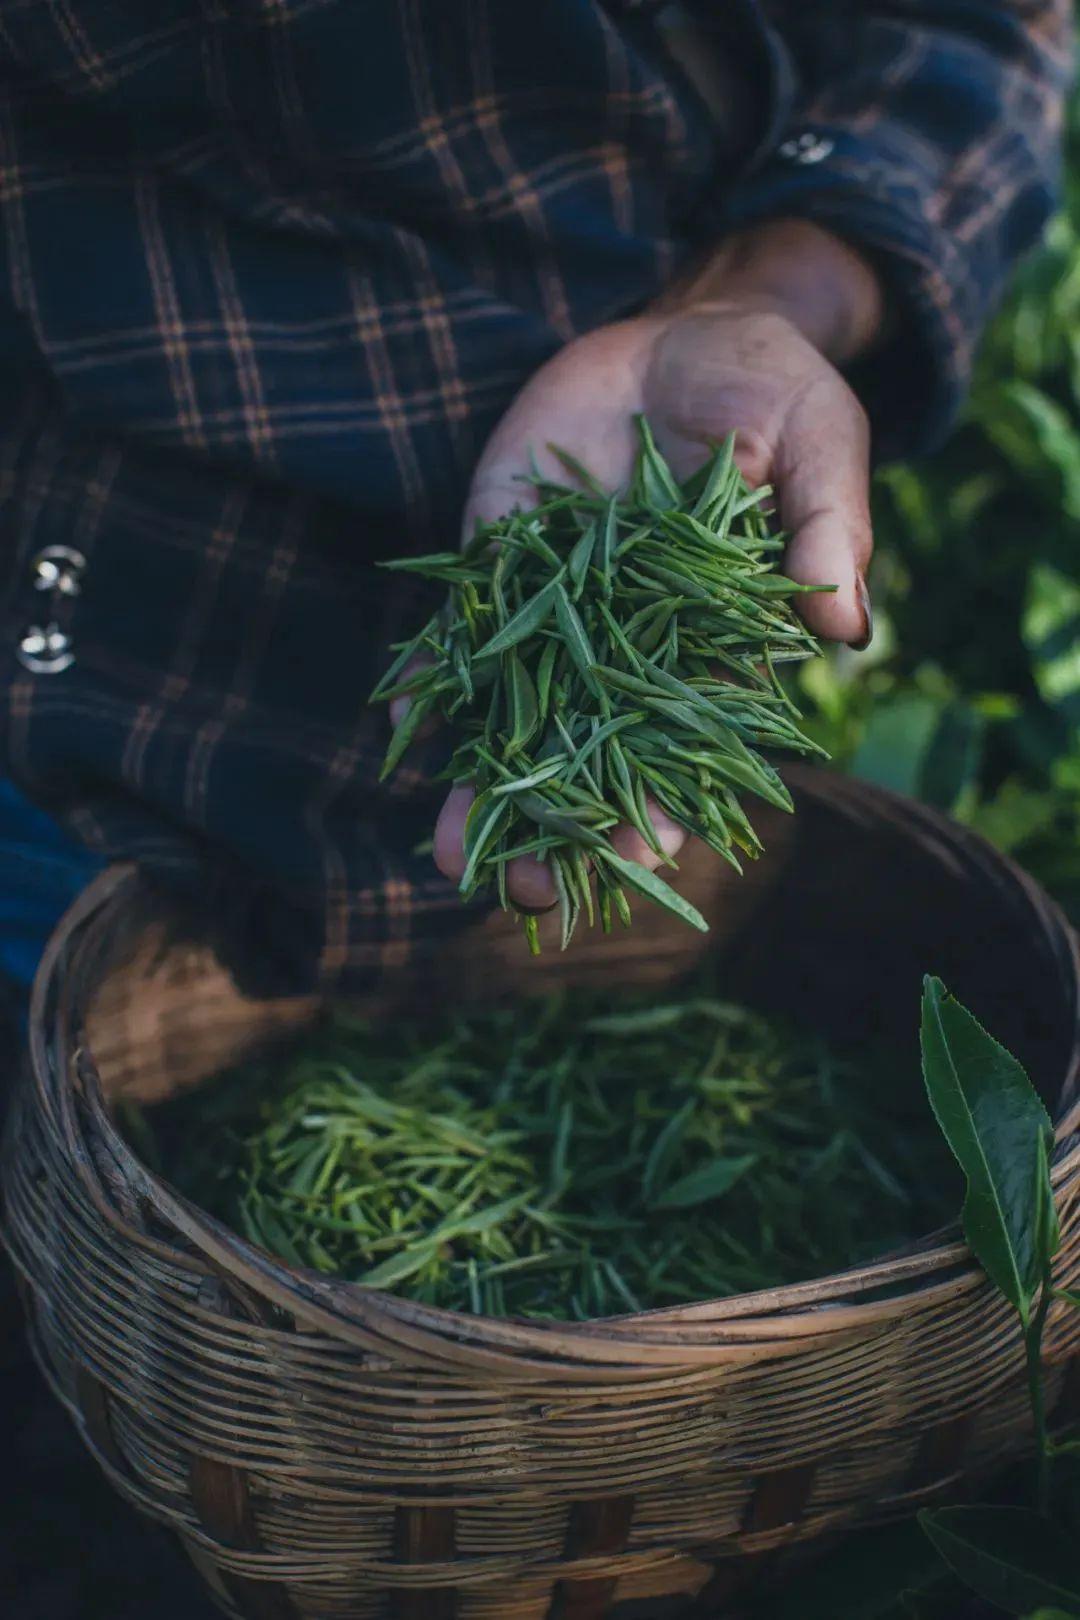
[149,981,956,1320]
[373,419,829,951]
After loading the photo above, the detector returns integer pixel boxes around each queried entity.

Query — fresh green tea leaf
[568,521,597,597]
[370,613,439,702]
[459,793,511,893]
[553,583,600,694]
[920,977,1057,1320]
[634,414,681,507]
[652,1154,758,1210]
[504,649,540,756]
[378,686,439,782]
[359,1242,443,1290]
[596,849,709,931]
[474,574,565,659]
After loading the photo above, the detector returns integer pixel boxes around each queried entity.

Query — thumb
[460,392,547,545]
[775,383,874,648]
[461,325,654,542]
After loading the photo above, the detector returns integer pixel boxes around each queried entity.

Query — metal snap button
[32,545,86,597]
[17,622,74,674]
[778,132,835,166]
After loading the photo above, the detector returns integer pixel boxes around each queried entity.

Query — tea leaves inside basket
[152,975,959,1320]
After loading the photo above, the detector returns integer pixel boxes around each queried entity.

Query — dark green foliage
[801,107,1080,925]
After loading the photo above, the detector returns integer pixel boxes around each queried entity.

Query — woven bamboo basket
[5,769,1080,1620]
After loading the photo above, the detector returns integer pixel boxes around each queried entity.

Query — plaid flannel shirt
[0,0,1071,993]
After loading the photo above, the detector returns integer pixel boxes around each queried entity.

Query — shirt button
[778,132,835,165]
[32,545,86,597]
[18,622,74,674]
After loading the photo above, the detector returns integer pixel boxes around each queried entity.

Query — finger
[655,421,773,494]
[506,853,557,912]
[507,798,685,910]
[775,384,873,646]
[435,787,559,912]
[609,800,687,870]
[433,784,475,884]
[438,791,684,910]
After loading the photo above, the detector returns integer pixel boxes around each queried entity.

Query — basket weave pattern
[6,774,1080,1620]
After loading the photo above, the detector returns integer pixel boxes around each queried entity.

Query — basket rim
[26,768,1080,1372]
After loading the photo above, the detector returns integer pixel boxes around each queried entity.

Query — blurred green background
[803,104,1080,920]
[768,99,1080,1618]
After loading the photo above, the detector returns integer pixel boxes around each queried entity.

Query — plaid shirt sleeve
[717,1,1075,459]
[0,0,1072,996]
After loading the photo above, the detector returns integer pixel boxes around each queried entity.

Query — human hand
[396,219,884,911]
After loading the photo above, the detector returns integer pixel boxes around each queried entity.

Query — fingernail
[848,572,873,651]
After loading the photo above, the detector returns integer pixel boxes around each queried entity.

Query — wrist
[659,219,886,366]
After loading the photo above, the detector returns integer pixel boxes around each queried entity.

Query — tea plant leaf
[378,686,440,782]
[490,757,568,796]
[568,521,597,598]
[584,1005,693,1035]
[919,1507,1080,1616]
[459,793,511,893]
[474,574,565,659]
[547,443,607,496]
[562,711,645,786]
[596,849,709,931]
[691,433,736,523]
[359,1242,443,1289]
[504,650,539,756]
[534,635,559,718]
[634,415,681,507]
[920,976,1057,1321]
[515,792,607,849]
[553,582,600,694]
[370,613,439,701]
[652,1154,758,1210]
[598,494,617,598]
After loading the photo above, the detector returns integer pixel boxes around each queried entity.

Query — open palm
[395,300,874,911]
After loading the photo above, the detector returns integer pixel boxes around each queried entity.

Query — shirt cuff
[713,123,1053,461]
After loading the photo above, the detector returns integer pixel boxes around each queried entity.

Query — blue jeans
[0,780,103,990]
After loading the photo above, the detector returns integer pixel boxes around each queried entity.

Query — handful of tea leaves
[373,420,829,950]
[157,986,954,1320]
